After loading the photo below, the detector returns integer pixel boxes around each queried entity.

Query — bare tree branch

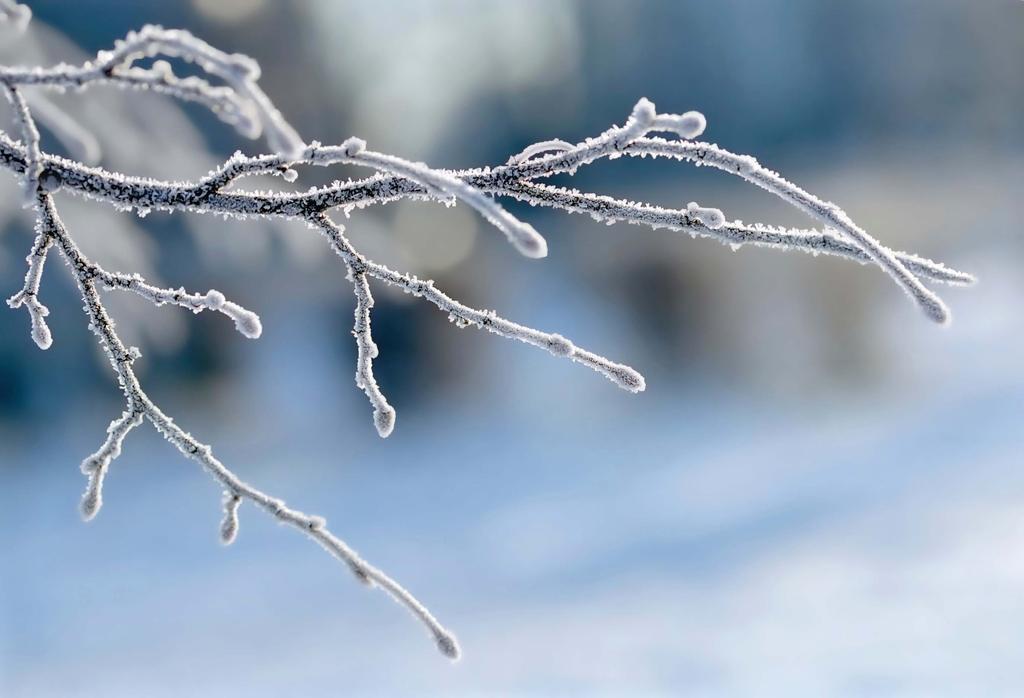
[0,19,973,660]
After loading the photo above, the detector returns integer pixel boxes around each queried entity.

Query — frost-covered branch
[2,81,41,202]
[31,190,461,659]
[494,180,974,286]
[309,138,548,258]
[498,98,953,322]
[0,25,298,152]
[6,225,52,349]
[628,137,951,322]
[507,138,575,165]
[1,15,973,661]
[308,211,645,395]
[3,82,52,349]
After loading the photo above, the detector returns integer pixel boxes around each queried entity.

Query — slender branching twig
[0,15,973,660]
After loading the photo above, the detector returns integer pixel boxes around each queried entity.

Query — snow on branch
[0,0,30,34]
[0,24,298,153]
[0,14,973,661]
[309,138,549,258]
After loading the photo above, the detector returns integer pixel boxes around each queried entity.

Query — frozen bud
[617,98,658,145]
[29,307,53,350]
[510,221,548,259]
[686,202,725,229]
[11,294,54,350]
[220,493,241,545]
[204,289,226,310]
[630,98,657,129]
[227,53,260,80]
[606,364,646,393]
[151,59,174,79]
[220,301,262,338]
[545,334,574,357]
[657,111,707,139]
[2,2,31,32]
[920,295,951,325]
[436,631,461,661]
[341,137,366,157]
[373,405,396,438]
[81,473,104,520]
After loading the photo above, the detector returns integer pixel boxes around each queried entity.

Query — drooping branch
[0,25,299,154]
[307,211,645,394]
[495,98,953,322]
[492,179,975,286]
[33,191,461,659]
[0,16,974,661]
[309,137,549,258]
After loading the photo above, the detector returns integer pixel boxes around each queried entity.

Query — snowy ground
[3,235,1022,696]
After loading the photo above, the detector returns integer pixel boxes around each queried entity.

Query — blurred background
[1,1,1022,695]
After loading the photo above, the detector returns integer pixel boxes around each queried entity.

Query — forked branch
[0,16,973,660]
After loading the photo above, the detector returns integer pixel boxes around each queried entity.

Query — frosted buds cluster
[0,11,972,661]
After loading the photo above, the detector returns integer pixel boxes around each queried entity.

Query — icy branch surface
[0,16,973,662]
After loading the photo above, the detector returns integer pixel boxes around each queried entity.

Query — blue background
[2,1,1023,695]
